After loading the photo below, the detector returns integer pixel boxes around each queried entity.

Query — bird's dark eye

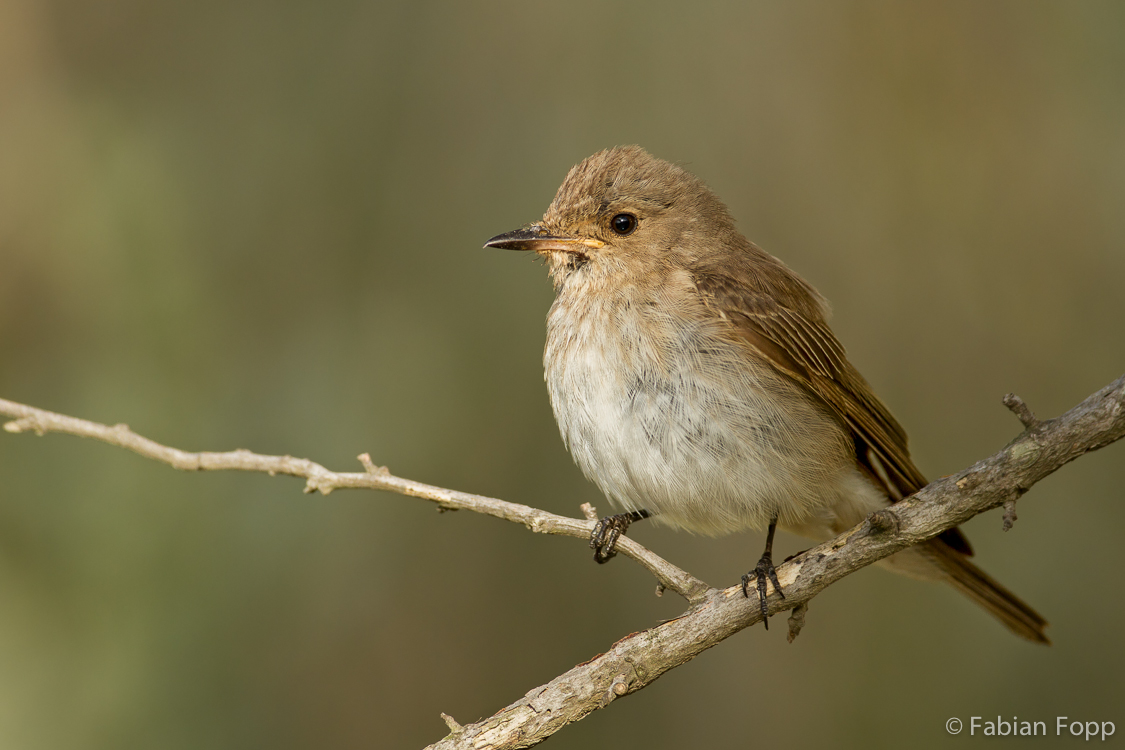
[610,213,637,235]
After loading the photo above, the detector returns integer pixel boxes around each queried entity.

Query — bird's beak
[483,226,604,254]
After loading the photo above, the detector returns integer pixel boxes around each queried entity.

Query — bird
[484,145,1048,643]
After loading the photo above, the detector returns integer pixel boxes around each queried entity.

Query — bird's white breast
[543,268,865,536]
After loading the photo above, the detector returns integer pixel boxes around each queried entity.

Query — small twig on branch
[3,373,1124,750]
[787,602,809,643]
[1002,498,1019,531]
[1003,392,1041,429]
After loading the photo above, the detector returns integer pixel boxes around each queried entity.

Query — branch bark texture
[2,373,1123,750]
[421,374,1124,749]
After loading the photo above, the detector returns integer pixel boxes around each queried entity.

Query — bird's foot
[590,509,651,563]
[741,552,785,628]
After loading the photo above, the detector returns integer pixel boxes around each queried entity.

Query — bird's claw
[741,553,785,628]
[590,510,650,563]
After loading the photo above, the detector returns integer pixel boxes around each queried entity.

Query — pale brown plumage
[487,145,1048,643]
[691,252,1048,642]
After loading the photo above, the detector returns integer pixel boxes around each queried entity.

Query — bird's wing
[692,268,972,554]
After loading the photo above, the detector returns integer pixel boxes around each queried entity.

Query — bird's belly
[545,314,858,536]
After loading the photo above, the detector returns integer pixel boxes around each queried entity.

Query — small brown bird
[485,145,1048,643]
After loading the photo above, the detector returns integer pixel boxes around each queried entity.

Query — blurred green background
[2,1,1123,748]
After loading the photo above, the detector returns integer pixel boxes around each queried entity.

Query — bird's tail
[882,539,1050,644]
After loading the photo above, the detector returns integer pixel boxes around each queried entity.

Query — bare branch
[418,375,1124,749]
[0,398,708,603]
[3,373,1124,750]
